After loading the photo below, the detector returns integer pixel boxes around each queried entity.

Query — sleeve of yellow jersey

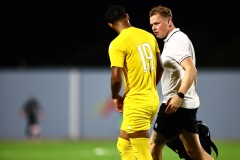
[108,42,125,68]
[155,38,160,53]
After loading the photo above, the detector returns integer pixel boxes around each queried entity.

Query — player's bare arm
[111,66,123,113]
[165,57,197,114]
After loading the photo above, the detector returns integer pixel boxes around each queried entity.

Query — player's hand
[165,96,182,114]
[113,95,124,113]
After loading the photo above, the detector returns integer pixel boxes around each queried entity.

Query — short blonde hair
[149,5,172,19]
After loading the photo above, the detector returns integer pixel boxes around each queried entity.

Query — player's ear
[108,23,113,28]
[167,18,172,27]
[126,13,130,20]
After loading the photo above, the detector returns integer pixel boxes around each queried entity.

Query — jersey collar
[164,28,180,43]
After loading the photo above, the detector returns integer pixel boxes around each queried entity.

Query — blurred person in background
[20,97,44,142]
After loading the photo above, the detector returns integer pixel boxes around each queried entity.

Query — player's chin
[157,35,164,39]
[154,32,159,36]
[155,33,164,39]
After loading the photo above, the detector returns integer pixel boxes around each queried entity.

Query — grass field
[0,139,240,160]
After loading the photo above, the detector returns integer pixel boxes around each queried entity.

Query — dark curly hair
[105,5,127,24]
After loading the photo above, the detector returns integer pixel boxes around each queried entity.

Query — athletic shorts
[28,115,38,125]
[121,105,159,134]
[153,103,198,139]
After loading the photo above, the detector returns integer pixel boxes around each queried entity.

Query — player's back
[110,27,160,106]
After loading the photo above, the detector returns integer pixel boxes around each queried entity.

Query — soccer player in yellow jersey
[105,5,164,160]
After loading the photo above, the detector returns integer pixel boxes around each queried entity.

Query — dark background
[1,0,239,68]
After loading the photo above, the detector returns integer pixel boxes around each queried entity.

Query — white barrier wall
[0,68,239,140]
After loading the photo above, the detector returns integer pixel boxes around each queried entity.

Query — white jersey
[161,28,200,109]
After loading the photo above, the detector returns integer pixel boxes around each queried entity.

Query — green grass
[0,139,239,160]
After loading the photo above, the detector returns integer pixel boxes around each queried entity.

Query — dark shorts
[153,103,198,139]
[28,115,38,125]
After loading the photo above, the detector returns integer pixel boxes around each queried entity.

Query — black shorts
[28,115,38,125]
[153,103,198,139]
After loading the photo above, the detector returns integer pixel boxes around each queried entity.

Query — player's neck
[115,20,131,34]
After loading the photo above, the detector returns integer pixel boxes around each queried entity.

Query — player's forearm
[111,66,123,99]
[178,67,197,94]
[111,79,122,99]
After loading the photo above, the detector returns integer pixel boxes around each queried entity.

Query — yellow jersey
[108,26,160,106]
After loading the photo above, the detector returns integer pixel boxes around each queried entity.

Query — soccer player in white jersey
[149,5,214,160]
[105,4,163,160]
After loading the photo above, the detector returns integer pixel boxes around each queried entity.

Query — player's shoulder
[110,35,123,46]
[167,31,189,46]
[174,30,189,41]
[109,35,124,51]
[134,27,154,35]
